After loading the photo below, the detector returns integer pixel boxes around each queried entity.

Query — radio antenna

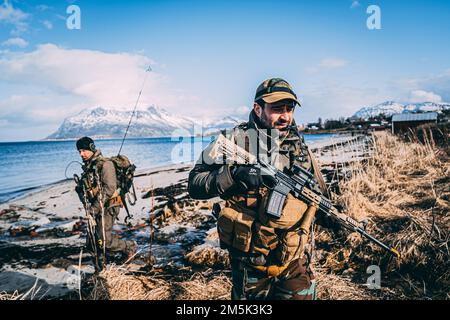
[117,65,152,156]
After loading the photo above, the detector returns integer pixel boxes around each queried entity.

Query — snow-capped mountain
[203,116,243,131]
[47,106,245,139]
[403,102,450,113]
[353,101,450,119]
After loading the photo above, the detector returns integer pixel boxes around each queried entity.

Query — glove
[231,165,263,191]
[75,185,86,205]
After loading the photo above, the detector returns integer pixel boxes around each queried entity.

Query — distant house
[369,123,385,131]
[391,112,438,134]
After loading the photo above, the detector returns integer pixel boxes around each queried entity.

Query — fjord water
[0,134,334,203]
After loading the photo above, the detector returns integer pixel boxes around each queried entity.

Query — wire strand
[117,65,152,156]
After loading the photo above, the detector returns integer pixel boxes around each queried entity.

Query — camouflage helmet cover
[254,78,301,106]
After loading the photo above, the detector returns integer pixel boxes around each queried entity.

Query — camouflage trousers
[86,206,134,254]
[230,254,316,300]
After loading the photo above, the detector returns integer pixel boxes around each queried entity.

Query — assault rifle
[209,134,400,258]
[74,173,104,271]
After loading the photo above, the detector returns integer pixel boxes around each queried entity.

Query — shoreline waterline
[0,134,341,204]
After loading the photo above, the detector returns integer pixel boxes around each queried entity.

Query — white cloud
[0,93,85,125]
[42,20,53,29]
[300,83,389,121]
[409,90,442,103]
[0,44,214,139]
[1,37,28,48]
[233,105,250,117]
[394,70,450,103]
[36,4,51,12]
[305,66,319,74]
[305,58,349,75]
[350,1,361,9]
[0,0,29,34]
[299,75,449,123]
[319,58,348,69]
[296,68,450,123]
[0,44,160,108]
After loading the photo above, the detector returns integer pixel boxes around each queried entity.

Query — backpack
[97,154,137,223]
[107,155,136,196]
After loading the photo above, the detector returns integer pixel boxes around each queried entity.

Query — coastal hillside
[353,101,450,119]
[47,106,245,139]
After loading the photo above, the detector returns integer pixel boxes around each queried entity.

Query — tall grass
[316,131,449,299]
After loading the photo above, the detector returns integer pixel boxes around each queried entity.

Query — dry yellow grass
[173,273,231,300]
[87,265,172,300]
[86,264,231,300]
[0,279,43,300]
[313,266,374,300]
[0,291,22,300]
[316,131,449,299]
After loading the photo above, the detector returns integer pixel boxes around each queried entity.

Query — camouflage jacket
[78,149,118,213]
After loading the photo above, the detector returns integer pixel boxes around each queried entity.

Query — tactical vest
[80,158,102,204]
[79,154,122,209]
[217,122,325,267]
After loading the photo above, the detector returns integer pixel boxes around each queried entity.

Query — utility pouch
[274,232,302,265]
[274,205,318,265]
[259,193,309,230]
[251,222,279,256]
[233,212,254,252]
[217,207,237,248]
[217,206,255,253]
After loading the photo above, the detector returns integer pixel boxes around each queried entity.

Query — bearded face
[254,99,295,137]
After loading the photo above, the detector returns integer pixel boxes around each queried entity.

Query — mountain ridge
[47,106,246,139]
[352,101,450,119]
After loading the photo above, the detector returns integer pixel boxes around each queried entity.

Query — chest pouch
[217,201,256,253]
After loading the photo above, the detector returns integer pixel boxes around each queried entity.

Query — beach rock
[162,205,172,220]
[0,208,14,216]
[8,217,84,238]
[0,209,19,221]
[8,224,37,237]
[185,244,230,269]
[141,189,154,199]
[9,205,25,211]
[71,219,85,233]
[50,258,74,270]
[31,217,51,227]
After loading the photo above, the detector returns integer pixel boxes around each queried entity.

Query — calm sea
[0,134,335,203]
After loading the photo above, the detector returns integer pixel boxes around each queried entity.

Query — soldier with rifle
[188,78,399,300]
[74,137,137,271]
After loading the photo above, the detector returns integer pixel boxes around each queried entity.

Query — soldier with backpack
[75,136,137,269]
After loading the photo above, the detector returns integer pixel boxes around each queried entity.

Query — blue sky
[1,0,450,141]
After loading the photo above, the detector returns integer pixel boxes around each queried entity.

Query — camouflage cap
[254,78,301,106]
